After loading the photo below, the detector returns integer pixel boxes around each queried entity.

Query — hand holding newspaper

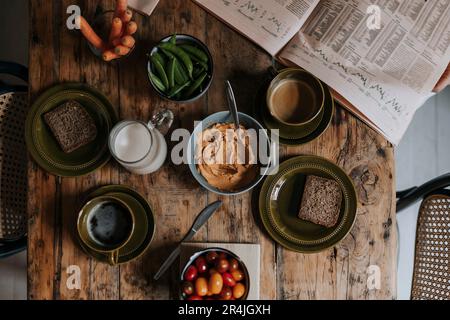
[193,0,450,145]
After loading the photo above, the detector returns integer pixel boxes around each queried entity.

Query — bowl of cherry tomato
[180,248,250,300]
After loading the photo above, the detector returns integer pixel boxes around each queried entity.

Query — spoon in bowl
[225,80,240,130]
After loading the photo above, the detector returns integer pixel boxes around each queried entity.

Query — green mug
[77,195,135,266]
[266,68,325,139]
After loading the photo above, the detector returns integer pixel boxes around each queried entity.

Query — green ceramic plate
[259,156,357,253]
[79,185,156,264]
[253,79,334,146]
[25,83,118,177]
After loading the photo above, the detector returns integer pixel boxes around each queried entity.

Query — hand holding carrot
[433,63,450,93]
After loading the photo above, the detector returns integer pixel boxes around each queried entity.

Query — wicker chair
[397,173,450,300]
[0,61,28,259]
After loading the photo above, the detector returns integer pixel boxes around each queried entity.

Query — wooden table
[27,0,397,300]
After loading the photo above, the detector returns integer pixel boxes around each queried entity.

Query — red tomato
[215,258,229,273]
[187,295,203,301]
[184,265,198,281]
[195,256,208,273]
[195,277,208,297]
[231,269,244,282]
[222,272,236,287]
[229,258,239,271]
[206,251,219,264]
[181,281,194,296]
[220,286,232,300]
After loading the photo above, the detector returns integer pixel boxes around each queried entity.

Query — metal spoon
[225,80,240,129]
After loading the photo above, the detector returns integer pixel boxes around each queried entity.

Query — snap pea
[174,59,188,84]
[148,70,166,92]
[159,42,193,79]
[150,52,166,68]
[189,54,209,71]
[180,44,208,63]
[168,81,191,98]
[150,55,169,89]
[193,65,205,79]
[184,71,208,98]
[167,58,176,88]
[160,48,176,60]
[169,34,177,45]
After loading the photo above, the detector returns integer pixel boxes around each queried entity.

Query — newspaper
[128,0,160,16]
[194,0,319,56]
[193,0,450,145]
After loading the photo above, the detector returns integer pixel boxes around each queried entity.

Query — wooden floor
[0,0,449,300]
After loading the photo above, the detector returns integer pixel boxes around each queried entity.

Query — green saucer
[78,185,156,264]
[25,83,118,177]
[253,79,334,146]
[258,156,357,253]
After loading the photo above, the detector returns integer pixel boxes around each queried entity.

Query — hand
[433,63,450,92]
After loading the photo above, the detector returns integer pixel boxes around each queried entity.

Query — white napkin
[128,0,159,16]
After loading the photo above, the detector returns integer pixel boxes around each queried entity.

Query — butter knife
[153,200,222,280]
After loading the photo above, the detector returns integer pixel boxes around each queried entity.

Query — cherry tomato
[208,268,218,275]
[231,269,244,282]
[220,286,232,300]
[233,283,246,299]
[208,272,223,294]
[206,251,219,264]
[195,277,208,297]
[184,265,198,281]
[181,281,194,296]
[195,256,208,273]
[187,295,202,301]
[229,258,239,271]
[218,252,227,259]
[215,258,229,273]
[222,272,236,287]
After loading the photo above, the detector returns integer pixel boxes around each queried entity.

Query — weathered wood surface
[28,0,397,300]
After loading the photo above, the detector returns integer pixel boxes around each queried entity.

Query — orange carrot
[114,45,131,56]
[103,50,120,61]
[120,9,133,23]
[125,21,137,35]
[114,0,128,18]
[78,16,106,50]
[121,35,135,48]
[112,38,122,47]
[109,17,123,44]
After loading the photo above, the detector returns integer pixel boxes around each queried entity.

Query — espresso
[87,201,133,248]
[270,79,318,124]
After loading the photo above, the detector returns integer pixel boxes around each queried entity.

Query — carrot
[114,0,128,18]
[114,45,131,56]
[109,17,123,44]
[125,21,137,35]
[121,35,135,48]
[78,16,106,50]
[103,50,120,61]
[112,37,122,47]
[120,9,133,23]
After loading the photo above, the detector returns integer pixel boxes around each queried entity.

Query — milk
[109,121,168,175]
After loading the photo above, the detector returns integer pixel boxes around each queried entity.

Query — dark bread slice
[44,100,97,153]
[298,175,342,228]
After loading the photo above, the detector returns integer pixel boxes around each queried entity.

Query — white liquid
[114,123,152,162]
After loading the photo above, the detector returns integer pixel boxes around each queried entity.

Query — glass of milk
[108,109,174,175]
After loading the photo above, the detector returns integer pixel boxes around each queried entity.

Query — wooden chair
[0,61,28,259]
[397,173,450,300]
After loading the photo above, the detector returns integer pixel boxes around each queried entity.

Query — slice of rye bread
[298,175,342,228]
[44,100,97,153]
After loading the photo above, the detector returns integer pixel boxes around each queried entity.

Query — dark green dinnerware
[25,83,118,177]
[78,185,156,265]
[259,156,357,253]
